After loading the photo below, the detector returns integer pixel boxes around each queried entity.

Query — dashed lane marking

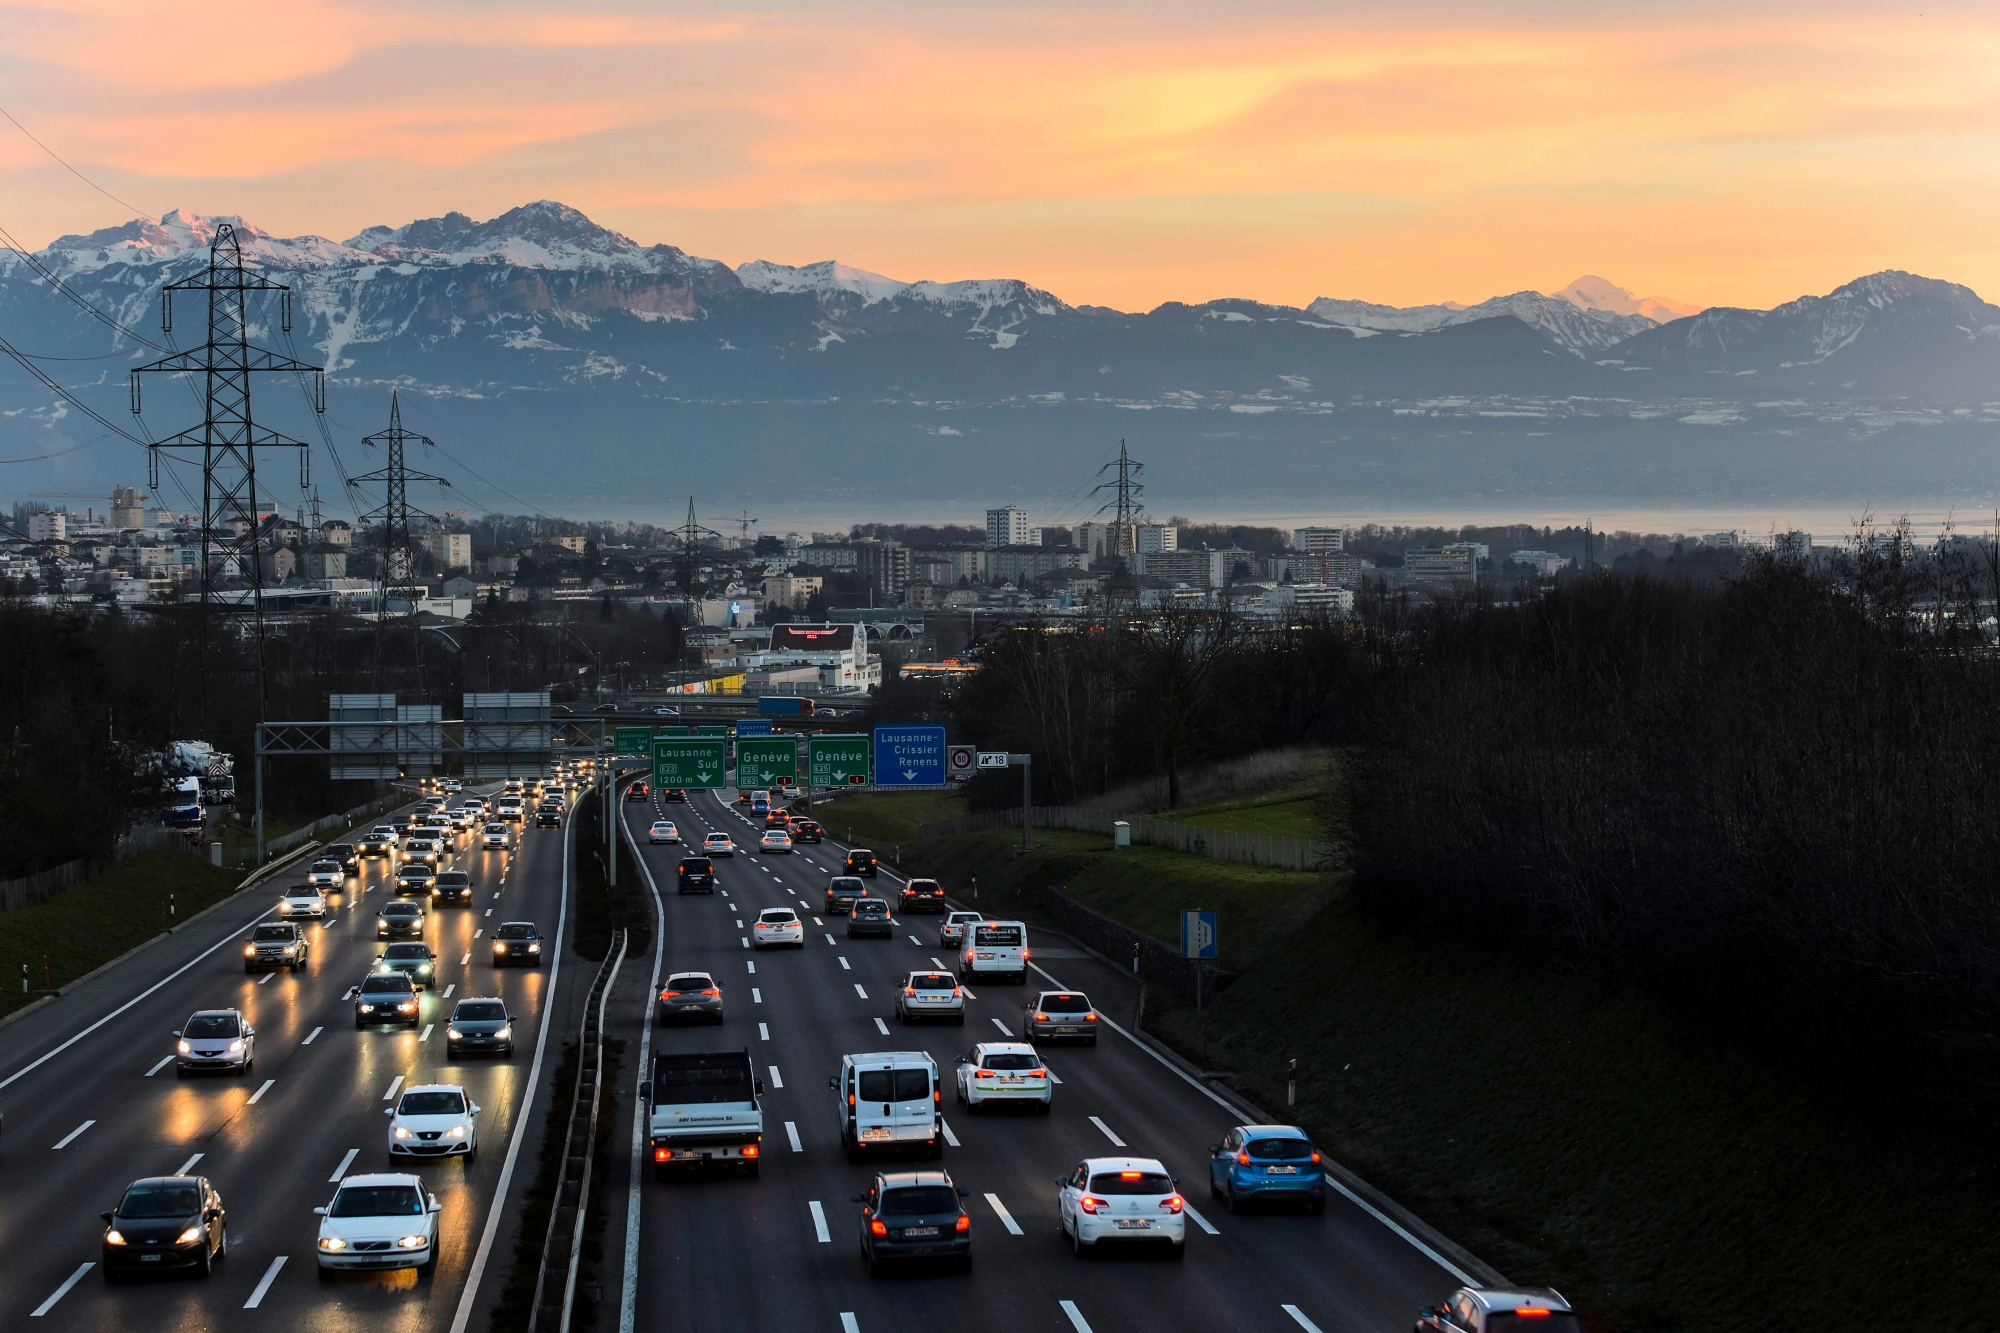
[1088,1116,1126,1147]
[52,1120,94,1150]
[786,1121,803,1153]
[908,935,923,946]
[243,1255,287,1308]
[257,971,274,985]
[941,1118,960,1148]
[841,1314,860,1333]
[741,937,750,949]
[1282,1305,1324,1332]
[768,1065,784,1089]
[838,957,851,971]
[443,984,455,998]
[145,1055,173,1076]
[992,1019,1014,1036]
[29,1262,93,1316]
[752,988,762,1003]
[330,1148,359,1182]
[421,1024,435,1042]
[809,1200,830,1243]
[383,1075,404,1100]
[825,934,836,946]
[303,1026,323,1045]
[759,1023,770,1041]
[853,984,868,1000]
[985,1192,1023,1235]
[874,1018,891,1035]
[461,953,471,965]
[174,1151,204,1176]
[746,961,757,974]
[1060,1300,1094,1333]
[1185,1204,1220,1235]
[248,1078,276,1104]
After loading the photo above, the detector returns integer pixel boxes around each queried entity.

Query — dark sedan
[446,997,515,1057]
[102,1176,227,1279]
[354,973,421,1027]
[854,1170,971,1276]
[847,899,894,939]
[491,921,544,966]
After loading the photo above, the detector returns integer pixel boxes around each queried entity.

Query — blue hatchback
[1207,1124,1325,1213]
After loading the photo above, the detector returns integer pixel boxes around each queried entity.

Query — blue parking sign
[872,724,947,788]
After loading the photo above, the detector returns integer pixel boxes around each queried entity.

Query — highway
[616,787,1474,1333]
[0,784,575,1330]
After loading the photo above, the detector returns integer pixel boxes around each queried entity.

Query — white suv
[1056,1157,1187,1258]
[315,1173,440,1274]
[386,1085,481,1163]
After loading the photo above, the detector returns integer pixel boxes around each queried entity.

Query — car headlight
[497,1024,512,1039]
[418,964,432,974]
[227,1039,244,1054]
[446,1125,465,1139]
[277,903,291,914]
[493,940,507,951]
[105,1228,127,1244]
[447,1028,462,1040]
[528,942,540,952]
[397,1234,429,1249]
[177,1225,204,1245]
[394,1126,413,1139]
[178,1040,191,1054]
[243,944,256,957]
[399,1001,417,1011]
[318,1236,347,1252]
[359,1004,375,1012]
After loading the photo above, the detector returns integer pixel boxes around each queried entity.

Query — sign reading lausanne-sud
[808,735,871,788]
[653,737,728,790]
[613,727,653,764]
[735,737,799,788]
[872,724,947,788]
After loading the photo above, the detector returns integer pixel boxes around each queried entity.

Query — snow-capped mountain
[1306,288,1659,356]
[1554,275,1700,324]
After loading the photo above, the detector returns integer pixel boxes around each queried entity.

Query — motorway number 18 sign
[808,735,871,788]
[653,737,728,790]
[736,737,799,788]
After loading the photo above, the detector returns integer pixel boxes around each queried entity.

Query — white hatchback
[314,1173,440,1273]
[648,821,680,845]
[955,1042,1050,1111]
[939,911,983,948]
[1057,1157,1187,1257]
[753,907,804,949]
[386,1084,481,1163]
[704,832,736,857]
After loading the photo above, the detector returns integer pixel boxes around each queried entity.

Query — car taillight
[975,1069,995,1078]
[654,1147,669,1161]
[742,1143,759,1158]
[951,988,962,998]
[1085,1012,1098,1021]
[701,989,720,998]
[869,1219,887,1236]
[1031,1068,1046,1078]
[1310,1151,1321,1164]
[1236,1150,1251,1166]
[1035,1013,1048,1022]
[1022,948,1031,959]
[904,987,915,996]
[954,1213,970,1232]
[848,1093,855,1106]
[1512,1312,1552,1320]
[934,1088,941,1103]
[1078,1196,1107,1214]
[1162,1195,1184,1213]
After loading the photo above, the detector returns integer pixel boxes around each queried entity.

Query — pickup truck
[642,1049,764,1177]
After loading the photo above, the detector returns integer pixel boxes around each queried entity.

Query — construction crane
[710,510,760,545]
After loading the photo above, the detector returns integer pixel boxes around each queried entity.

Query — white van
[832,1051,943,1162]
[959,920,1028,983]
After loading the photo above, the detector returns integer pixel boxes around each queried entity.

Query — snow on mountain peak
[342,200,712,275]
[1306,288,1657,356]
[737,259,909,304]
[1555,275,1701,323]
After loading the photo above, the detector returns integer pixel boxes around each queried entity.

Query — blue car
[1207,1124,1325,1213]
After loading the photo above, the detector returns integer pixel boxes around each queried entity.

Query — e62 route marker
[807,734,871,788]
[736,736,799,788]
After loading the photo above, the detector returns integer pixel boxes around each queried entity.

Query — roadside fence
[1040,886,1236,1007]
[0,825,193,912]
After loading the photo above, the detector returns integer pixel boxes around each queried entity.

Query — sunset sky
[2,0,1997,313]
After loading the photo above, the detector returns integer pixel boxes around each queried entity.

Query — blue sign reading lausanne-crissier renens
[871,724,947,788]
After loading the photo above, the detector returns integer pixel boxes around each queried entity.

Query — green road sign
[808,734,871,788]
[697,725,729,737]
[613,727,652,763]
[653,737,728,789]
[736,737,799,788]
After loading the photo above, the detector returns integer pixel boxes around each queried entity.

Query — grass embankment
[0,848,245,1021]
[813,790,967,847]
[1166,779,1325,838]
[863,793,1991,1333]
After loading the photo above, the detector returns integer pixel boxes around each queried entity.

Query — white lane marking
[841,1314,860,1333]
[874,1018,891,1035]
[824,934,836,946]
[1185,1203,1220,1235]
[800,900,811,910]
[145,1055,173,1076]
[1026,957,1479,1287]
[1060,1300,1093,1333]
[243,1254,288,1308]
[814,918,824,927]
[485,908,493,916]
[941,1117,961,1148]
[257,970,274,985]
[460,953,471,965]
[343,987,358,1000]
[741,937,749,949]
[751,988,762,1003]
[30,1262,93,1316]
[474,929,483,938]
[1048,1069,1063,1084]
[745,960,757,974]
[992,1018,1014,1036]
[1088,1115,1126,1147]
[618,800,664,1333]
[421,1024,435,1042]
[443,984,455,998]
[838,956,851,971]
[809,1200,831,1242]
[985,1192,1023,1235]
[52,1119,94,1149]
[330,1147,359,1182]
[175,1152,204,1176]
[383,1075,404,1100]
[961,984,977,1000]
[785,1120,803,1152]
[734,920,743,929]
[908,935,922,946]
[768,1065,784,1089]
[248,1078,276,1104]
[852,984,868,999]
[303,1026,323,1045]
[1283,1304,1324,1331]
[759,1023,770,1041]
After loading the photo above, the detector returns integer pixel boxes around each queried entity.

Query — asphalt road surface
[0,784,574,1330]
[617,787,1473,1333]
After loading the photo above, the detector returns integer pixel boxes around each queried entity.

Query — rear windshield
[253,925,295,941]
[853,901,887,917]
[911,974,955,990]
[1489,1317,1582,1333]
[984,1053,1039,1071]
[974,925,1023,946]
[680,859,713,872]
[497,924,535,939]
[829,878,865,895]
[1246,1138,1315,1160]
[456,1001,506,1021]
[183,1014,239,1037]
[666,977,714,993]
[400,864,431,876]
[399,1091,465,1115]
[1040,994,1090,1013]
[361,974,415,994]
[761,910,797,923]
[1089,1172,1173,1195]
[384,944,430,959]
[879,1187,958,1216]
[331,1185,423,1217]
[907,880,941,893]
[857,1069,932,1102]
[655,1064,751,1103]
[120,1185,200,1218]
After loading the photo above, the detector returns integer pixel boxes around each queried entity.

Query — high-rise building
[986,506,1032,549]
[1134,524,1177,553]
[111,486,148,531]
[26,512,67,543]
[853,537,911,598]
[1407,547,1476,582]
[1293,526,1346,554]
[422,532,472,571]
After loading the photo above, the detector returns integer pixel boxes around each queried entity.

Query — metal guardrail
[1040,886,1237,1006]
[527,926,626,1333]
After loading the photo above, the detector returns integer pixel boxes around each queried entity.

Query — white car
[448,807,477,830]
[314,1173,440,1274]
[648,821,680,845]
[704,832,736,857]
[1057,1156,1187,1258]
[305,860,344,890]
[278,886,328,919]
[758,829,793,854]
[386,1084,481,1163]
[753,907,804,949]
[481,823,512,851]
[444,780,462,793]
[940,911,983,949]
[956,1042,1050,1110]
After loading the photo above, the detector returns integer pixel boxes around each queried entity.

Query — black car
[626,782,649,802]
[845,848,879,877]
[102,1175,227,1280]
[662,788,687,803]
[491,921,544,966]
[446,998,515,1057]
[536,805,562,827]
[847,899,894,938]
[377,902,426,938]
[325,842,360,873]
[900,878,946,913]
[432,871,474,906]
[354,972,420,1027]
[677,857,716,894]
[791,819,824,844]
[853,1170,971,1276]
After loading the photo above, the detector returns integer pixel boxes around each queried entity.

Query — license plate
[861,1127,892,1140]
[902,1226,939,1238]
[1268,1165,1298,1174]
[679,1004,701,1011]
[1055,1026,1080,1033]
[977,952,993,959]
[1115,1219,1151,1230]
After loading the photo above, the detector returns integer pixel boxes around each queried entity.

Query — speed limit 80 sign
[946,745,976,781]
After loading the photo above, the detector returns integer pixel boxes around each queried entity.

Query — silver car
[305,860,345,890]
[895,971,966,1025]
[655,972,724,1026]
[1023,991,1099,1045]
[174,1008,255,1075]
[940,911,983,949]
[481,822,512,850]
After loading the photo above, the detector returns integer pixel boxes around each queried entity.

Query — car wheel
[216,1225,228,1260]
[1225,1181,1240,1214]
[1038,1098,1053,1115]
[1309,1197,1326,1216]
[466,1144,478,1165]
[1071,1222,1088,1258]
[417,1250,436,1277]
[745,1160,760,1178]
[174,1064,186,1078]
[1086,1036,1098,1047]
[194,1243,212,1278]
[103,1264,120,1284]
